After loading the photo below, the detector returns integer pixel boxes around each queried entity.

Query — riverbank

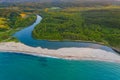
[0,42,120,63]
[0,14,36,42]
[112,48,120,54]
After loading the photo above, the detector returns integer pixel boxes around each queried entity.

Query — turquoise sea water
[0,15,120,80]
[0,52,120,80]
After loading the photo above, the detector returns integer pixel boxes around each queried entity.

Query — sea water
[0,52,120,80]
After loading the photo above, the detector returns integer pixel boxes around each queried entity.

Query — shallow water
[0,52,120,80]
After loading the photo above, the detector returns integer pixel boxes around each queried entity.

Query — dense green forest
[33,7,120,49]
[0,8,36,42]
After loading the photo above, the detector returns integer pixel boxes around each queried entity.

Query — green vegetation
[0,9,36,42]
[0,18,9,30]
[33,7,120,49]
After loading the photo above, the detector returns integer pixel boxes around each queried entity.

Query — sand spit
[0,42,120,63]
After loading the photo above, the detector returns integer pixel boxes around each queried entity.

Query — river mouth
[1,15,120,80]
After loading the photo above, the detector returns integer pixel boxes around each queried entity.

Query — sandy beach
[0,42,120,63]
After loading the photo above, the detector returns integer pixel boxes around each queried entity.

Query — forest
[0,8,36,42]
[33,7,120,49]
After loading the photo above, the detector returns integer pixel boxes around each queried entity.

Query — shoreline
[1,50,120,64]
[0,42,120,63]
[32,38,120,53]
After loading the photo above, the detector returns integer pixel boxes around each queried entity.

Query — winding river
[0,15,120,80]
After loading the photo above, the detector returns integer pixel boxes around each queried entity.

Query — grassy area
[33,7,120,49]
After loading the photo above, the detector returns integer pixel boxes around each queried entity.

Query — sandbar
[0,42,120,63]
